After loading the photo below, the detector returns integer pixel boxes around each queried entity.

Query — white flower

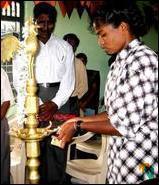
[15,49,28,126]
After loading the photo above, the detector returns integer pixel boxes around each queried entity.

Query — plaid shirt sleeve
[107,48,158,138]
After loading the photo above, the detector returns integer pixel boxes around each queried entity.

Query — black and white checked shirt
[105,39,158,184]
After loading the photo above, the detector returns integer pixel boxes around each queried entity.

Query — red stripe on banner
[58,1,67,17]
[32,1,107,18]
[33,1,56,7]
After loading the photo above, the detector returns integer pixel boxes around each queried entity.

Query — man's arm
[52,45,75,107]
[38,44,75,121]
[1,101,10,120]
[1,68,14,120]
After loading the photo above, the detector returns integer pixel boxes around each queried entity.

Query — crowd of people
[1,1,158,184]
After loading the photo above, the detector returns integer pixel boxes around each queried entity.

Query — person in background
[13,2,75,184]
[76,53,100,116]
[1,68,14,184]
[63,33,88,116]
[76,52,88,66]
[58,3,158,184]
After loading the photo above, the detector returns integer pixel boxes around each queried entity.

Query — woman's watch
[74,120,84,133]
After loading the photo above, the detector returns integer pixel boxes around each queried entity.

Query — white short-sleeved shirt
[105,39,158,184]
[1,68,14,104]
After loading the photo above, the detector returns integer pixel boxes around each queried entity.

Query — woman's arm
[58,111,122,148]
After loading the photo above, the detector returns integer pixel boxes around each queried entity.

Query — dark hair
[90,4,148,38]
[33,2,57,24]
[108,54,117,67]
[63,33,80,48]
[76,53,88,65]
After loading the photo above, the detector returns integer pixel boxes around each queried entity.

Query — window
[1,1,24,96]
[1,1,24,38]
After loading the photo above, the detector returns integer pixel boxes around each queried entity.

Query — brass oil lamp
[1,17,55,184]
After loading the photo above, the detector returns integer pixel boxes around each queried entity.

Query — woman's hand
[57,118,80,148]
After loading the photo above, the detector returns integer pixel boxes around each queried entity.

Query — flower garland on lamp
[14,24,35,127]
[14,49,28,127]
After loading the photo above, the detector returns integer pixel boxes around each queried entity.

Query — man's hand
[38,101,58,121]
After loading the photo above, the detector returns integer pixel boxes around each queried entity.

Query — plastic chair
[76,134,102,157]
[66,132,109,184]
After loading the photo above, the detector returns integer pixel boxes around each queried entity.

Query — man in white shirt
[34,6,75,122]
[34,3,75,184]
[13,2,75,184]
[1,68,14,184]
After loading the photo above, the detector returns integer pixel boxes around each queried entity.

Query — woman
[58,3,158,184]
